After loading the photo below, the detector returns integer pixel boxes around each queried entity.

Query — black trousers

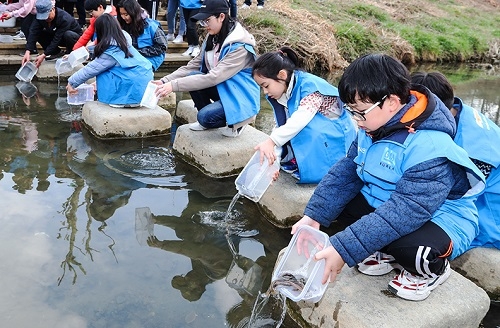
[20,14,36,40]
[337,192,451,277]
[39,30,82,55]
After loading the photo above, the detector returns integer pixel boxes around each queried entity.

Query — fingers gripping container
[67,84,94,105]
[68,47,89,67]
[272,226,331,302]
[235,150,280,202]
[140,81,159,109]
[15,62,38,82]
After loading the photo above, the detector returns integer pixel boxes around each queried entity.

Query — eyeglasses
[198,16,214,27]
[343,95,388,121]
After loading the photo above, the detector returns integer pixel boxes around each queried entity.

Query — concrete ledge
[82,101,172,139]
[452,247,500,297]
[288,266,490,328]
[172,123,268,178]
[176,99,197,124]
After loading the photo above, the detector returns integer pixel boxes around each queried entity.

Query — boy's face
[344,95,394,133]
[91,5,105,18]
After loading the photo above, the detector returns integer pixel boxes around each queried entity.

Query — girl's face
[253,71,287,100]
[119,8,132,24]
[201,13,224,35]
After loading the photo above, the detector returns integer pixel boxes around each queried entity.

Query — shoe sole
[357,262,403,276]
[387,265,451,301]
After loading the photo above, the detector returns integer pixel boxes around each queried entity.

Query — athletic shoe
[221,125,246,137]
[45,50,64,61]
[291,170,300,180]
[182,45,194,56]
[240,4,250,9]
[172,35,184,43]
[189,121,207,131]
[257,5,264,9]
[12,31,26,40]
[357,251,403,276]
[280,158,297,173]
[190,46,200,57]
[166,33,175,41]
[388,261,451,301]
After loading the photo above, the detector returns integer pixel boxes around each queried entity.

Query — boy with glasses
[291,53,485,301]
[72,0,117,51]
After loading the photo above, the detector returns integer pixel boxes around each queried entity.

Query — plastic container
[55,57,73,75]
[0,17,16,28]
[15,61,38,82]
[15,81,37,98]
[67,83,94,105]
[140,81,159,109]
[0,35,13,43]
[67,47,89,67]
[235,150,280,202]
[271,225,331,302]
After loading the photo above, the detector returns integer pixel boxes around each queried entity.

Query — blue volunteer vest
[454,98,500,249]
[268,71,357,183]
[137,18,165,71]
[96,45,153,105]
[355,129,485,259]
[200,42,260,126]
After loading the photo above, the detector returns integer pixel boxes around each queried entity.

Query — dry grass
[239,0,349,71]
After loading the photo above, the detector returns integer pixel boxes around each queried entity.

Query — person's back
[67,14,153,106]
[411,71,500,249]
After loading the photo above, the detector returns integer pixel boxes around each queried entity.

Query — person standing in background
[165,0,186,43]
[179,0,202,57]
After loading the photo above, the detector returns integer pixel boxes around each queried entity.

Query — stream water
[0,64,499,327]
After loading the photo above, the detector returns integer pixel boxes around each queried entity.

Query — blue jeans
[167,0,186,35]
[229,0,237,18]
[196,100,226,128]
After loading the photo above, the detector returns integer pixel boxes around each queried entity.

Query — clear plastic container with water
[235,150,280,202]
[15,62,38,82]
[140,81,159,109]
[67,47,89,67]
[0,35,13,43]
[55,57,73,75]
[67,83,94,105]
[271,225,331,303]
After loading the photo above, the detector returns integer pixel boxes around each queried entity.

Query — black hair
[252,46,301,86]
[204,13,235,52]
[94,13,132,58]
[338,53,411,106]
[84,0,107,11]
[411,71,455,109]
[116,0,145,38]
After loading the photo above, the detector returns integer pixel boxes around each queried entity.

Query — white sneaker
[357,251,403,276]
[257,5,264,9]
[12,31,26,40]
[166,33,175,41]
[189,121,207,131]
[172,35,184,43]
[190,46,200,58]
[182,45,194,56]
[221,125,247,138]
[388,261,451,301]
[240,3,250,9]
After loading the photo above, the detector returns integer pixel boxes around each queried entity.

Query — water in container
[15,62,38,82]
[140,81,159,109]
[271,225,331,303]
[235,150,280,202]
[55,58,73,75]
[67,84,94,105]
[67,47,89,67]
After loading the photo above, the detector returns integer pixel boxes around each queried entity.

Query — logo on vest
[380,147,396,170]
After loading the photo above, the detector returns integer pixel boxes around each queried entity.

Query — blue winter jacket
[453,98,500,249]
[267,71,357,183]
[304,88,485,266]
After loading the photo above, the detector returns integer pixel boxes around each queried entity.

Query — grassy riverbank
[238,0,500,71]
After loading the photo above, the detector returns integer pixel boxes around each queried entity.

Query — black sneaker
[45,50,64,61]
